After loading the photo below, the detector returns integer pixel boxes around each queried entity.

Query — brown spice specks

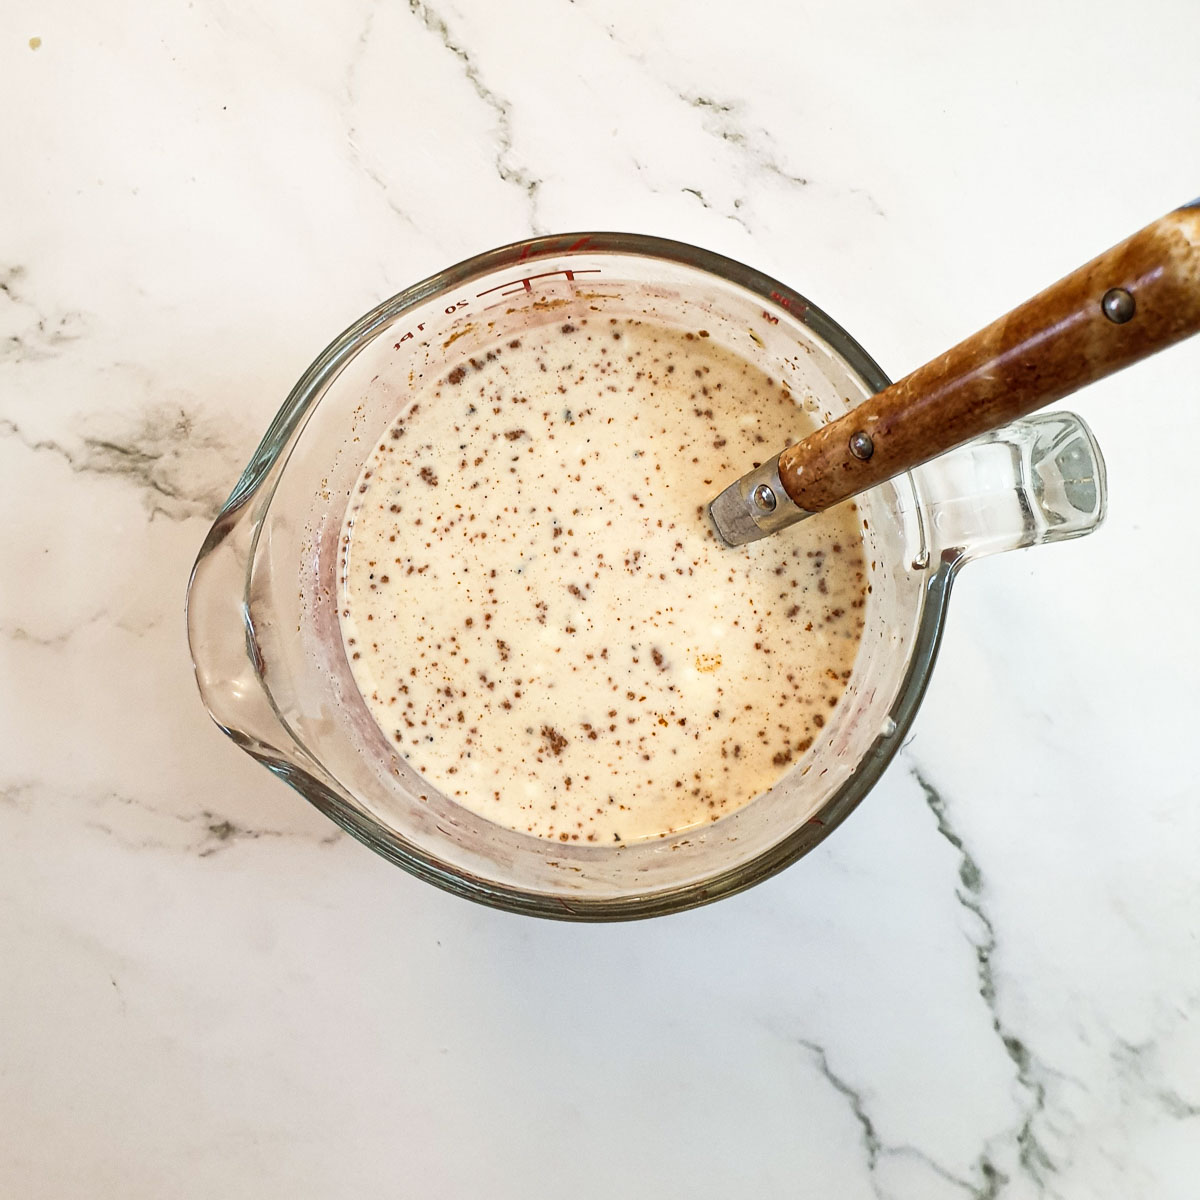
[340,317,869,844]
[541,725,568,756]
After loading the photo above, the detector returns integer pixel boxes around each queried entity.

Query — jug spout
[910,411,1107,569]
[185,502,297,763]
[186,498,408,851]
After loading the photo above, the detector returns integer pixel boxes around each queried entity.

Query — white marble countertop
[4,2,1199,1196]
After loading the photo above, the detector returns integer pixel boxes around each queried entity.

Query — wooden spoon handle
[778,202,1200,513]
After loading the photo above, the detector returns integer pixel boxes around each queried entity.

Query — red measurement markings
[768,291,807,319]
[395,323,425,347]
[476,268,602,299]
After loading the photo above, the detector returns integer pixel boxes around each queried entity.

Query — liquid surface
[339,318,868,843]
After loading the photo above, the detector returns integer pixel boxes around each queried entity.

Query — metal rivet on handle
[1101,287,1135,324]
[751,483,777,512]
[848,431,874,460]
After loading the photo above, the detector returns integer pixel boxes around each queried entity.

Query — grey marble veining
[2,1,1199,1196]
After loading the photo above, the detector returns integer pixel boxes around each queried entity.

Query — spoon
[708,201,1200,545]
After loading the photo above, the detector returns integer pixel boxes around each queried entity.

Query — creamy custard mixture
[339,317,868,843]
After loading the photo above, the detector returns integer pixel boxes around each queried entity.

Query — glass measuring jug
[186,234,1106,919]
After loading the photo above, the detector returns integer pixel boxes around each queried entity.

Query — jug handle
[907,409,1107,571]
